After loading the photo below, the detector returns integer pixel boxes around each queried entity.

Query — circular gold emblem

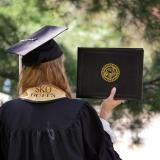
[101,63,120,82]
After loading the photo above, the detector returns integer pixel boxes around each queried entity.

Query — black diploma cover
[76,48,144,100]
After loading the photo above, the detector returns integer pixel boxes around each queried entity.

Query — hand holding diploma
[100,87,125,120]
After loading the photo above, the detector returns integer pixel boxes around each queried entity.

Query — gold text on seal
[101,63,120,82]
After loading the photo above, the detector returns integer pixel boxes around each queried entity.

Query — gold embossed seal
[101,63,120,82]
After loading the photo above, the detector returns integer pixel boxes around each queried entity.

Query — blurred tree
[45,0,160,112]
[30,0,160,146]
[0,0,159,111]
[0,14,19,96]
[0,0,122,95]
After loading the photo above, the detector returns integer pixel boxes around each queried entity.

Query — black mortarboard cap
[6,26,68,66]
[77,48,144,100]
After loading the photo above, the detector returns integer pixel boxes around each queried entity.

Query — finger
[109,87,116,99]
[121,100,126,103]
[115,100,123,105]
[115,100,125,106]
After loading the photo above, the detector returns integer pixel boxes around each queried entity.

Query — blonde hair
[18,55,72,98]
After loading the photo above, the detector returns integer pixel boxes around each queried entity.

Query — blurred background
[0,0,160,159]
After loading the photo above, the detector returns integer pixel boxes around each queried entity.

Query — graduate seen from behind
[0,26,124,160]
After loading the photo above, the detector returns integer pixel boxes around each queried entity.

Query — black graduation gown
[0,97,121,160]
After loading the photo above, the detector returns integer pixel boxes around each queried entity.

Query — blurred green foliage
[0,0,160,114]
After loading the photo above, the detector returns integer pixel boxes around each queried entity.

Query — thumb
[109,87,116,99]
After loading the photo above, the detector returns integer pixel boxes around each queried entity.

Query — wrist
[99,107,112,120]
